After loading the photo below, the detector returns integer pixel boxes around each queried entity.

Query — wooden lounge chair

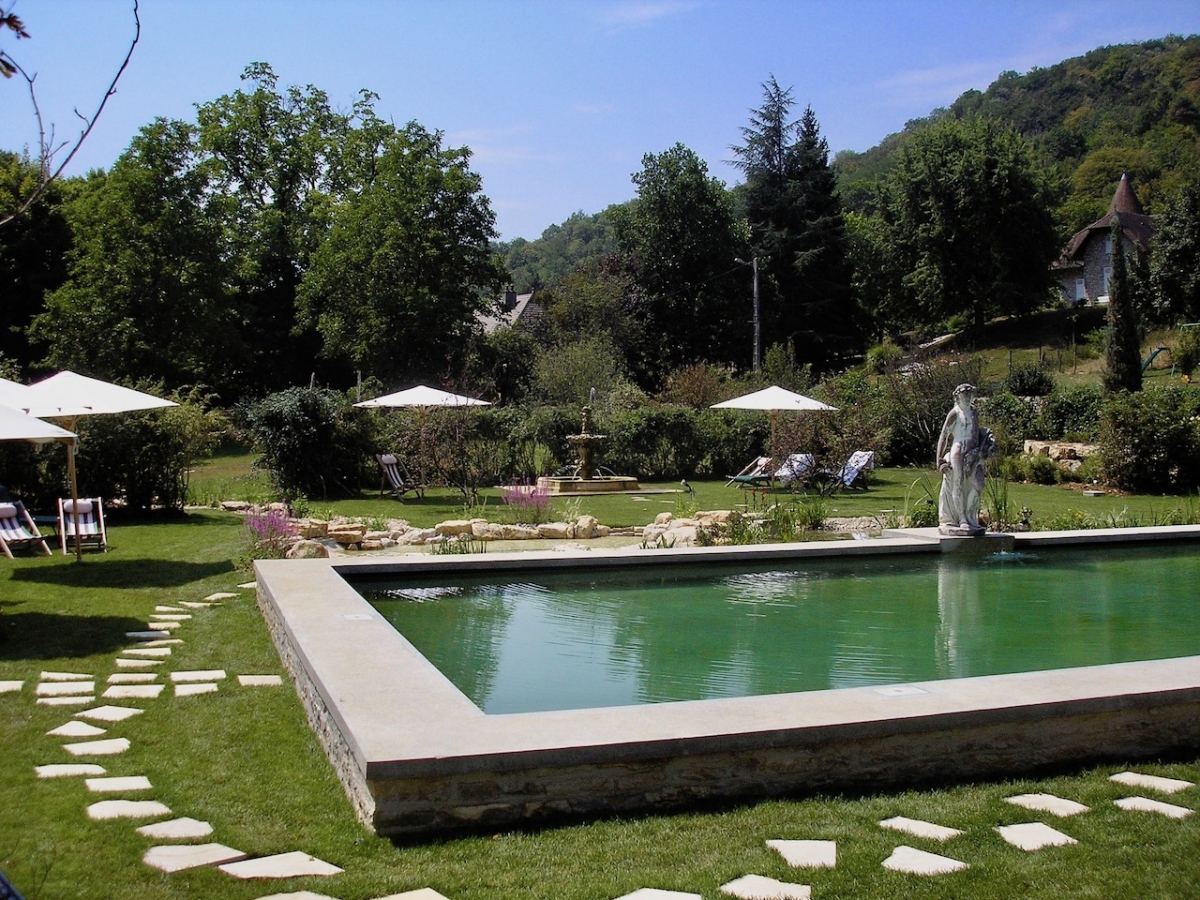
[726,456,775,488]
[58,497,108,555]
[827,450,875,491]
[0,500,52,558]
[377,454,424,499]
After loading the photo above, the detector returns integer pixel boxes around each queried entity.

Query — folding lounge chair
[774,453,816,488]
[377,454,424,499]
[58,497,107,555]
[726,456,775,488]
[831,450,875,490]
[0,500,52,558]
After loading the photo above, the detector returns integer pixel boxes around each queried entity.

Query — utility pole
[736,257,761,371]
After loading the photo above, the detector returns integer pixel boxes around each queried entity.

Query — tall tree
[1104,222,1143,392]
[30,119,239,390]
[1150,180,1200,322]
[732,79,857,363]
[296,125,505,382]
[880,114,1059,330]
[612,144,745,381]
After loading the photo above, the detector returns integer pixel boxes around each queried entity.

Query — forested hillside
[837,35,1200,232]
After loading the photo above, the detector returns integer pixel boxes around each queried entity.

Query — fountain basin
[536,475,641,495]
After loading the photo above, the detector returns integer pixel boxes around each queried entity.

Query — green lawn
[3,509,1200,899]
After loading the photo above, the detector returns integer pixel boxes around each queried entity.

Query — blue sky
[4,1,1200,241]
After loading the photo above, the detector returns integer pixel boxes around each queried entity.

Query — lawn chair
[726,456,775,488]
[774,453,816,489]
[829,450,875,491]
[58,497,107,555]
[0,500,52,558]
[377,454,424,499]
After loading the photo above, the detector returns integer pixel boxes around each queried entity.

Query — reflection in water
[358,544,1200,714]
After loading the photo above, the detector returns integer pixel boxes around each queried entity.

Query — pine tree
[1104,222,1143,392]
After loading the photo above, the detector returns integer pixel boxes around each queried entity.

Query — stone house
[1052,174,1156,305]
[478,289,544,334]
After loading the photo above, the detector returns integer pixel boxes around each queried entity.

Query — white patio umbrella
[15,372,179,561]
[354,384,491,409]
[0,402,78,556]
[710,385,838,445]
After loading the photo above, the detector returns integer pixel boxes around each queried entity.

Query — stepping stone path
[40,671,92,681]
[143,843,248,873]
[171,669,226,682]
[765,839,836,869]
[137,817,214,839]
[37,695,95,706]
[76,705,143,722]
[63,737,131,756]
[219,851,344,879]
[1114,796,1192,819]
[0,680,24,693]
[878,816,963,841]
[36,681,95,696]
[719,873,811,899]
[239,674,283,687]
[882,845,968,875]
[1110,771,1194,793]
[47,720,106,737]
[613,891,702,900]
[1005,793,1090,817]
[35,764,106,778]
[996,821,1077,851]
[103,684,164,699]
[108,673,158,684]
[86,775,153,793]
[115,658,162,668]
[175,683,218,696]
[87,799,172,820]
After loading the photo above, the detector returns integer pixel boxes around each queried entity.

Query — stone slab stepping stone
[720,873,811,899]
[108,673,158,684]
[64,737,131,756]
[144,621,181,631]
[251,893,339,900]
[879,816,962,841]
[766,839,836,869]
[238,581,256,589]
[47,720,106,737]
[204,592,237,601]
[155,605,186,612]
[218,851,344,879]
[86,775,152,793]
[35,763,106,778]
[136,816,214,840]
[1005,793,1090,817]
[103,684,164,699]
[150,614,192,621]
[611,891,703,900]
[1115,796,1193,819]
[881,845,968,875]
[1110,771,1194,794]
[367,891,452,900]
[140,639,183,647]
[996,822,1077,851]
[175,683,219,697]
[123,647,171,658]
[37,681,95,696]
[239,675,283,687]
[179,601,213,609]
[88,799,171,820]
[144,843,247,873]
[0,680,23,693]
[171,669,226,682]
[37,695,94,706]
[76,705,143,722]
[115,658,162,668]
[126,631,171,640]
[40,671,92,681]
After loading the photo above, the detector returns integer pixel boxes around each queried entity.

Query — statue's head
[952,383,976,400]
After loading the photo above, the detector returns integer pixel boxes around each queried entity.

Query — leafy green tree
[296,125,505,382]
[1150,180,1200,322]
[612,143,746,379]
[30,119,240,391]
[1104,222,1143,392]
[732,79,857,362]
[0,151,71,369]
[880,115,1059,330]
[195,63,369,392]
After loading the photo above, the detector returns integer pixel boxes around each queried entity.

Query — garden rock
[575,515,601,538]
[398,528,436,545]
[286,540,330,560]
[537,522,574,539]
[327,523,366,545]
[220,501,252,512]
[471,521,504,540]
[501,524,541,540]
[435,519,475,537]
[295,519,328,539]
[655,512,674,526]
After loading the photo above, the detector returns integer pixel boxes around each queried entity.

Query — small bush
[1004,362,1056,396]
[1175,328,1200,378]
[1098,387,1200,492]
[1036,385,1104,440]
[501,481,553,525]
[241,508,297,562]
[865,339,905,374]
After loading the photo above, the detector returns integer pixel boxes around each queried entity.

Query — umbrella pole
[66,418,81,563]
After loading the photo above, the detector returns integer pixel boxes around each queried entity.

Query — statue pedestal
[938,523,987,537]
[939,531,1016,553]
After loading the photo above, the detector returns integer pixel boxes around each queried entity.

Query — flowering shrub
[242,508,297,561]
[501,481,552,525]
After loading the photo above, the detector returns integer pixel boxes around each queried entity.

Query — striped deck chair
[726,456,775,488]
[0,500,52,558]
[377,454,424,500]
[831,450,875,491]
[58,497,107,555]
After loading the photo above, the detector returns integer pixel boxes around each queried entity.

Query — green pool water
[357,544,1200,714]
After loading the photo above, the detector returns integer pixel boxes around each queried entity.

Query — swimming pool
[255,526,1200,837]
[358,545,1200,713]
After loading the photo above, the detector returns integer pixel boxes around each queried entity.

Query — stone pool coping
[255,524,1200,837]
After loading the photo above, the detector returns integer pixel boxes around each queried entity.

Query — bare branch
[0,0,141,227]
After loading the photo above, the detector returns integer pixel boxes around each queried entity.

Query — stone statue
[935,383,995,535]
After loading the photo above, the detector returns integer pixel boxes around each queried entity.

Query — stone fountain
[537,406,640,495]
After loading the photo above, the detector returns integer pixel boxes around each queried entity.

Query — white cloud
[593,1,700,33]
